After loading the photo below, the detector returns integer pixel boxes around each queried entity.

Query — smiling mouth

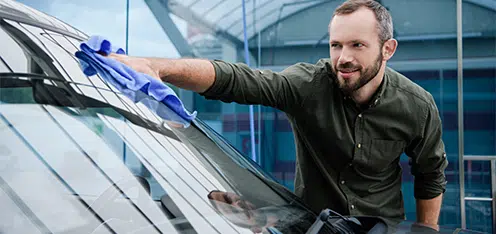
[339,70,358,73]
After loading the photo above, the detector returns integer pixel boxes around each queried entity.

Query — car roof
[0,0,86,40]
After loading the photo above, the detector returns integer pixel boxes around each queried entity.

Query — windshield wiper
[305,209,364,234]
[305,209,391,234]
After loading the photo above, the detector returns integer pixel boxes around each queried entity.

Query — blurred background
[15,0,495,232]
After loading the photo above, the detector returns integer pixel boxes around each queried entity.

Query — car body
[0,1,487,233]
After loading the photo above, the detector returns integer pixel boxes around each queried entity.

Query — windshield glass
[0,15,316,234]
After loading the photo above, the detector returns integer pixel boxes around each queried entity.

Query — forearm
[149,57,310,112]
[149,57,216,93]
[416,193,443,229]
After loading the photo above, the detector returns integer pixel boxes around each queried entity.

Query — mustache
[336,62,362,72]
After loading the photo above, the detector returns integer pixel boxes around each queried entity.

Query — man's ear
[382,38,398,61]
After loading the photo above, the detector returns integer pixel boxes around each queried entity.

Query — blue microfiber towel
[74,35,197,127]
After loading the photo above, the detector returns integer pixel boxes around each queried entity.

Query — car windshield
[0,17,316,234]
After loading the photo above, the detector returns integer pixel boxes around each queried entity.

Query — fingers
[107,53,122,59]
[107,53,130,65]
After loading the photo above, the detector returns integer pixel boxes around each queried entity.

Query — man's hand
[106,53,216,93]
[416,194,443,231]
[107,53,161,80]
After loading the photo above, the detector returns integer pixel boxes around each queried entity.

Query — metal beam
[463,156,496,232]
[144,0,196,57]
[492,160,496,233]
[242,0,330,41]
[154,0,243,47]
[464,0,496,11]
[463,155,496,161]
[456,0,466,229]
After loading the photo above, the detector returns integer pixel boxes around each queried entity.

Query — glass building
[11,0,496,233]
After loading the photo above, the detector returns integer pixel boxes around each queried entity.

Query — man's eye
[354,43,364,47]
[331,44,340,48]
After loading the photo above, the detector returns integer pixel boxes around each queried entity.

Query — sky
[16,0,186,58]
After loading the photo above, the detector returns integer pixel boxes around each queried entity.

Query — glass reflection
[0,26,29,73]
[207,190,309,234]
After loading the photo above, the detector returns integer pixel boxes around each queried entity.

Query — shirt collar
[369,70,388,108]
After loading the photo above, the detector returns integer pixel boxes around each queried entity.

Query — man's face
[328,7,385,95]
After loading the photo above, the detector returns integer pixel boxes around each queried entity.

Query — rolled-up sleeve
[200,59,318,113]
[406,98,449,200]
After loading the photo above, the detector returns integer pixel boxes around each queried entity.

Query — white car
[0,1,485,233]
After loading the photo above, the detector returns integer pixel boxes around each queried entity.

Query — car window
[0,18,317,234]
[0,109,112,234]
[3,0,53,27]
[44,32,111,90]
[0,25,29,73]
[0,57,9,72]
[0,183,44,234]
[1,104,173,234]
[15,22,91,85]
[0,81,262,233]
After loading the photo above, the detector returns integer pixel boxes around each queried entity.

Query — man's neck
[351,71,385,105]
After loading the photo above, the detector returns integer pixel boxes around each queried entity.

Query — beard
[330,52,383,95]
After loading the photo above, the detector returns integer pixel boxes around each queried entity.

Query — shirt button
[357,143,361,148]
[358,113,362,118]
[351,204,355,209]
[340,180,345,185]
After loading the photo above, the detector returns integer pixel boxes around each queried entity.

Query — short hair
[331,0,394,45]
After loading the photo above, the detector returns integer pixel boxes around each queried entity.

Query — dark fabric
[200,58,448,219]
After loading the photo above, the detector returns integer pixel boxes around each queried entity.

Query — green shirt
[200,58,448,219]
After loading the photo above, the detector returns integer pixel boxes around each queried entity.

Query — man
[108,0,448,230]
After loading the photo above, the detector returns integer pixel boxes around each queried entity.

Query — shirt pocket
[366,139,406,173]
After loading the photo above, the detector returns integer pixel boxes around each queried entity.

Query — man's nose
[338,48,354,64]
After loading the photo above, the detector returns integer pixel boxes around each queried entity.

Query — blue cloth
[74,35,196,127]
